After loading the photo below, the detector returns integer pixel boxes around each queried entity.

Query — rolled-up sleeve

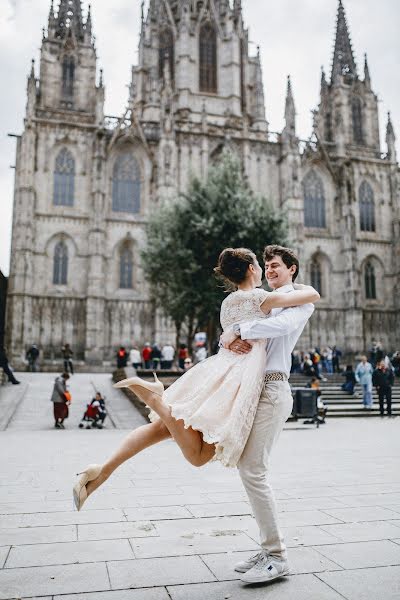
[239,304,314,340]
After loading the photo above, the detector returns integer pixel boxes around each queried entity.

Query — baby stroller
[79,392,107,429]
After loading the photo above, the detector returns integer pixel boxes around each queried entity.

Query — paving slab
[5,538,134,568]
[0,545,10,568]
[320,506,400,522]
[318,565,400,600]
[185,501,251,518]
[315,539,400,569]
[0,562,110,599]
[153,515,259,539]
[319,520,400,542]
[124,505,193,521]
[78,520,158,541]
[0,524,76,546]
[167,574,345,600]
[0,508,125,529]
[54,589,170,600]
[107,556,216,588]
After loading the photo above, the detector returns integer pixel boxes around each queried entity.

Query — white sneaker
[240,555,290,584]
[234,550,266,573]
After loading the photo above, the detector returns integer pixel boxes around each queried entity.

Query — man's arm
[239,303,314,340]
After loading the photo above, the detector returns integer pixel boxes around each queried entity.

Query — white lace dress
[151,288,269,467]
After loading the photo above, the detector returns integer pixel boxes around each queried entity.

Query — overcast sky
[1,0,399,276]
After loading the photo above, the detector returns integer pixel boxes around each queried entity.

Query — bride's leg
[127,385,216,467]
[86,419,171,497]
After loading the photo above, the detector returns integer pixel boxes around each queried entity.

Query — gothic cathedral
[7,0,400,363]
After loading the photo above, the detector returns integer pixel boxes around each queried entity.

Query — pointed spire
[99,68,103,87]
[364,53,371,89]
[320,66,328,96]
[29,59,35,81]
[386,112,397,162]
[85,4,92,36]
[331,0,357,83]
[55,0,84,41]
[283,75,296,140]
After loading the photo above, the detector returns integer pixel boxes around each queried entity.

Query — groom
[221,245,315,584]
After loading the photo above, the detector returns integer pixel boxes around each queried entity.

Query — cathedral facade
[6,0,400,363]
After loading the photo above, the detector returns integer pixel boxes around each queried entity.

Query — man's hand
[228,338,252,355]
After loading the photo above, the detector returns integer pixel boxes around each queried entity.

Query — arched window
[62,56,75,99]
[365,261,376,300]
[352,97,363,145]
[325,112,333,142]
[199,23,217,93]
[53,148,75,206]
[112,153,141,214]
[159,28,174,82]
[119,246,133,289]
[310,260,323,296]
[359,181,375,232]
[53,241,68,285]
[303,171,326,228]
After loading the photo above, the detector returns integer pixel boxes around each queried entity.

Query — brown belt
[264,372,287,383]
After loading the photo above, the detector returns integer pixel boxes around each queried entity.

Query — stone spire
[363,53,371,89]
[252,46,266,125]
[48,0,57,35]
[284,75,296,135]
[85,3,92,37]
[55,0,84,41]
[331,0,357,83]
[386,112,397,162]
[320,66,328,97]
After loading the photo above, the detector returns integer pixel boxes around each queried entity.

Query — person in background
[0,346,20,385]
[355,355,374,409]
[303,353,320,379]
[129,346,142,369]
[142,343,152,369]
[392,351,400,377]
[194,342,207,364]
[373,359,394,417]
[151,344,162,370]
[341,365,356,395]
[116,347,128,369]
[26,344,40,372]
[291,350,301,373]
[178,344,189,370]
[184,356,193,370]
[322,346,333,374]
[332,345,342,373]
[51,372,70,429]
[61,343,74,375]
[161,343,175,369]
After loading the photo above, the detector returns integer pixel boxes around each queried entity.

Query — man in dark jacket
[0,347,20,385]
[372,360,395,417]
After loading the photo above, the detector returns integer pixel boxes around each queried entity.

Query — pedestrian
[61,343,74,375]
[392,351,400,377]
[116,346,128,369]
[129,346,142,369]
[322,346,333,374]
[178,344,189,370]
[372,359,394,417]
[26,344,40,372]
[161,343,175,369]
[291,350,301,373]
[0,346,20,385]
[332,345,342,373]
[303,353,320,379]
[355,355,374,409]
[51,372,70,429]
[194,343,207,363]
[151,344,162,370]
[341,364,356,395]
[142,343,152,369]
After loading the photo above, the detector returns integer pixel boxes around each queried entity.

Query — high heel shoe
[73,464,102,511]
[113,372,164,397]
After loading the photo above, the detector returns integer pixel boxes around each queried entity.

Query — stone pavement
[0,374,400,599]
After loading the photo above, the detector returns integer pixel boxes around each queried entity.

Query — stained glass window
[120,246,133,289]
[303,171,326,228]
[199,23,217,93]
[112,153,141,214]
[53,241,68,285]
[352,97,363,145]
[62,55,75,99]
[359,181,375,232]
[365,262,376,299]
[53,148,75,206]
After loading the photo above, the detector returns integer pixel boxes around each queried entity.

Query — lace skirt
[149,342,267,467]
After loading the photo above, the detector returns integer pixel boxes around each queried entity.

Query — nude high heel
[113,372,164,397]
[73,464,102,511]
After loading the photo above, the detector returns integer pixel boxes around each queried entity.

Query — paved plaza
[0,373,400,599]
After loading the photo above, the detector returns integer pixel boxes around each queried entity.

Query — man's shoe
[12,380,21,385]
[240,555,289,584]
[234,551,266,573]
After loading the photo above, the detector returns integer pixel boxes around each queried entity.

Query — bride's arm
[260,285,320,314]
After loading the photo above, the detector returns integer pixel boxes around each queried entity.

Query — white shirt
[239,284,314,378]
[162,345,175,361]
[129,349,141,364]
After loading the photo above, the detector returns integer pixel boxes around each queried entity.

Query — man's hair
[263,245,299,282]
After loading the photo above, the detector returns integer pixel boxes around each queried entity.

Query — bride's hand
[220,329,238,348]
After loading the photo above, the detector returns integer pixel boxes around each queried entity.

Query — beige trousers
[238,379,293,560]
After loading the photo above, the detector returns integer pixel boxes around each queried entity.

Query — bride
[73,247,319,510]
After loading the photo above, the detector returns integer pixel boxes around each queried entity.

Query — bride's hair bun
[214,247,255,286]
